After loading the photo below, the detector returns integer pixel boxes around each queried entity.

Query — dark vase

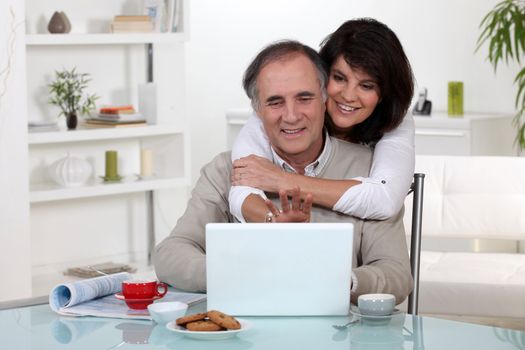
[66,113,78,130]
[60,12,72,33]
[48,11,71,34]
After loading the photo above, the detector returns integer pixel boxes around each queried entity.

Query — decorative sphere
[49,154,92,187]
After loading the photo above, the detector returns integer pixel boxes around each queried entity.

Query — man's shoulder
[194,151,232,198]
[202,151,232,172]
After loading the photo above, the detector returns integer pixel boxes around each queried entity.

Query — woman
[230,18,415,222]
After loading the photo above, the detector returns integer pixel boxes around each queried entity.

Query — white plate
[166,319,251,340]
[350,307,402,321]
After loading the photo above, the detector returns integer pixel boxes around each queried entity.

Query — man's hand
[264,186,313,223]
[232,155,292,193]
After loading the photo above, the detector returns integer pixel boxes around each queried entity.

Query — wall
[185,0,520,182]
[0,0,520,301]
[0,0,31,301]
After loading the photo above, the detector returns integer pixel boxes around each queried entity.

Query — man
[154,40,413,304]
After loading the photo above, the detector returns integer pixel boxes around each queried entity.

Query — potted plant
[48,67,98,130]
[476,0,525,150]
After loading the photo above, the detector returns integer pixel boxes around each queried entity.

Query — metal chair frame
[407,173,425,315]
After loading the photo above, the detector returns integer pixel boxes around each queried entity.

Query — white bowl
[357,293,395,316]
[147,301,188,324]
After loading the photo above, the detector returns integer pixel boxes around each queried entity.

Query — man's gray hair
[242,40,328,111]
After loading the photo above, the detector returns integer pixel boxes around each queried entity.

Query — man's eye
[297,97,314,103]
[267,101,283,107]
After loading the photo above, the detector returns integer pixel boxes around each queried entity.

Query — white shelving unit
[413,112,516,155]
[26,33,188,46]
[24,0,190,297]
[28,124,184,144]
[29,125,190,203]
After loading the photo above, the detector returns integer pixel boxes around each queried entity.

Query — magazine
[49,272,206,320]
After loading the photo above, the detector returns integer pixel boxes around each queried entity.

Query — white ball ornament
[49,153,92,187]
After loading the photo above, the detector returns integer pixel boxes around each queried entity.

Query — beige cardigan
[153,138,413,304]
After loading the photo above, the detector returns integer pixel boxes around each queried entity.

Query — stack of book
[28,120,59,132]
[111,15,153,33]
[83,105,147,128]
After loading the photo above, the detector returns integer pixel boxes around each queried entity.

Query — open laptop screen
[206,223,353,316]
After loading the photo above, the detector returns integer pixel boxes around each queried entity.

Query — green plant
[476,0,525,150]
[48,67,98,118]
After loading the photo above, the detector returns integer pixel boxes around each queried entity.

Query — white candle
[140,149,153,177]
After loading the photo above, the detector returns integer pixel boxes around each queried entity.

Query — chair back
[408,173,425,315]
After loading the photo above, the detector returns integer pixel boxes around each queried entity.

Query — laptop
[205,223,353,316]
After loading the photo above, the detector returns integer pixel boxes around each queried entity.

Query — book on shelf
[111,22,154,33]
[82,119,148,128]
[28,120,60,132]
[111,17,153,33]
[96,113,145,122]
[114,15,151,22]
[49,272,206,320]
[99,105,136,115]
[89,105,147,126]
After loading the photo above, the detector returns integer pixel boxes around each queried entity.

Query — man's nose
[282,102,300,123]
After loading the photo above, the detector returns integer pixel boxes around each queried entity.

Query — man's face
[255,53,326,167]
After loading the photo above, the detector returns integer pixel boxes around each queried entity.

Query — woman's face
[326,55,381,137]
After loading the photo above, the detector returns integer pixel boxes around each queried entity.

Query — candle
[140,149,153,177]
[448,81,464,117]
[105,150,119,179]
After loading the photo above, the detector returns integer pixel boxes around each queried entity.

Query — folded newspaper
[49,272,206,320]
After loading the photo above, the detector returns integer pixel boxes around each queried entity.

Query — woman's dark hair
[319,18,414,144]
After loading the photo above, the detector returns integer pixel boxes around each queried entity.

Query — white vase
[49,153,92,187]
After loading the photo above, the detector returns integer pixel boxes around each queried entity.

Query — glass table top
[1,301,524,350]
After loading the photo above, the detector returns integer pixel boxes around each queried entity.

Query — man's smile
[281,127,306,136]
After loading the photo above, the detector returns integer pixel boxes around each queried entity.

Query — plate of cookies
[166,310,251,340]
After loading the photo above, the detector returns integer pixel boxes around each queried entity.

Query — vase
[48,11,71,34]
[60,12,72,33]
[49,153,92,187]
[66,112,78,130]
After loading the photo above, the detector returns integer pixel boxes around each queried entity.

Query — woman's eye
[361,83,376,91]
[332,73,345,82]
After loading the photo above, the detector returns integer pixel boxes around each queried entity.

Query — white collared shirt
[270,131,332,177]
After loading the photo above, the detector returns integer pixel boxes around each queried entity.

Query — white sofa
[403,155,525,319]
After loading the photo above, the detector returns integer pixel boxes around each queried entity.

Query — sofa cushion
[418,251,525,317]
[404,155,525,240]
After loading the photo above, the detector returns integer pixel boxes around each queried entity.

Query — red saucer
[115,293,163,310]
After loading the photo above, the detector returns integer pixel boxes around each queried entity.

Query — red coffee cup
[121,280,168,309]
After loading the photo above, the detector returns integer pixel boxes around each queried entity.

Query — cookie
[175,312,208,326]
[207,310,241,330]
[185,320,225,332]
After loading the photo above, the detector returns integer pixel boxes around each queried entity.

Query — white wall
[0,0,31,301]
[0,0,520,301]
[185,0,520,182]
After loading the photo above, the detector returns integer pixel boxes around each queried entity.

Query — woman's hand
[265,187,313,223]
[232,155,291,193]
